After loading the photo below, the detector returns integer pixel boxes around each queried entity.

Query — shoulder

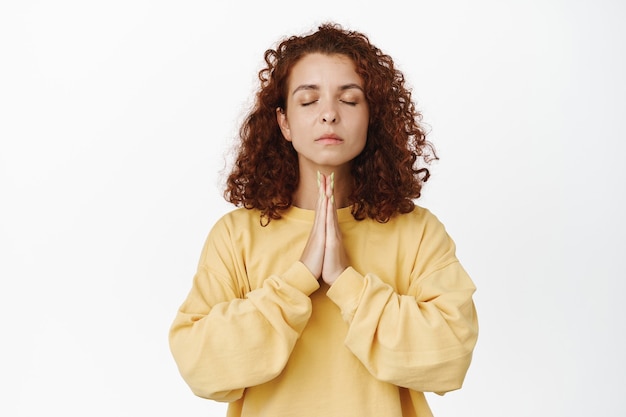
[214,207,269,226]
[392,206,456,254]
[219,207,262,224]
[198,208,263,261]
[391,205,447,232]
[209,207,263,236]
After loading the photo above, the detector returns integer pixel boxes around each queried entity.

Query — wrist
[324,266,347,286]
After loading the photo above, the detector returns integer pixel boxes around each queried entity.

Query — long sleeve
[168,216,320,402]
[326,211,478,394]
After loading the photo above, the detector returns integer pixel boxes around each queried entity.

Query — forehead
[287,53,362,90]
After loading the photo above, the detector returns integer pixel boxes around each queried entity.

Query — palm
[299,172,348,285]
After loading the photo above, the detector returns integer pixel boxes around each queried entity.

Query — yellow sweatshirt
[169,205,478,417]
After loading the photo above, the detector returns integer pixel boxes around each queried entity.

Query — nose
[320,103,338,124]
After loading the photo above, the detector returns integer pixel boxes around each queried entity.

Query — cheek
[284,112,312,135]
[351,128,368,155]
[358,114,370,142]
[357,137,367,154]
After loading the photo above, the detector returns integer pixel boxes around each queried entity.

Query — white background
[1,1,625,416]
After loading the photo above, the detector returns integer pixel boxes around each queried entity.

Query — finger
[326,186,340,240]
[317,172,327,218]
[300,173,327,278]
[323,198,347,285]
[325,173,341,238]
[310,174,326,251]
[325,171,334,202]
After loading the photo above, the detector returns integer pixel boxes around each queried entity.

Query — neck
[293,165,352,210]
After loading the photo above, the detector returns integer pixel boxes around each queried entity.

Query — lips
[316,133,343,143]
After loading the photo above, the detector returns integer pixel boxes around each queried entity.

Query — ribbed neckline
[281,205,356,223]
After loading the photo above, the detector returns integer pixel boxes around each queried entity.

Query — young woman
[169,23,478,417]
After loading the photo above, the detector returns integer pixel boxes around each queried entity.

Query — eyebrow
[291,83,364,96]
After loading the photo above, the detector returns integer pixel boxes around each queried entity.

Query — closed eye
[301,100,318,107]
[340,100,357,106]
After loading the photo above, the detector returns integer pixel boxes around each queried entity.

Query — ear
[276,107,292,142]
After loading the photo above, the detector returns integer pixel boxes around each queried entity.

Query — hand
[299,172,349,285]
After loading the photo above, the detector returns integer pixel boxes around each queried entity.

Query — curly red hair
[225,23,437,224]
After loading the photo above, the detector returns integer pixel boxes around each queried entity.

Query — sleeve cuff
[281,261,320,296]
[326,267,365,322]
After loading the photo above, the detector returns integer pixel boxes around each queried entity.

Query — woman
[169,23,478,417]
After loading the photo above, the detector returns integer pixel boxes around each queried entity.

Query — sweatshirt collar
[281,205,355,223]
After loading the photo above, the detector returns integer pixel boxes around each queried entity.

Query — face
[277,53,369,174]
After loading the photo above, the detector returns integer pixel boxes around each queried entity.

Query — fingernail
[330,172,334,190]
[317,170,321,188]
